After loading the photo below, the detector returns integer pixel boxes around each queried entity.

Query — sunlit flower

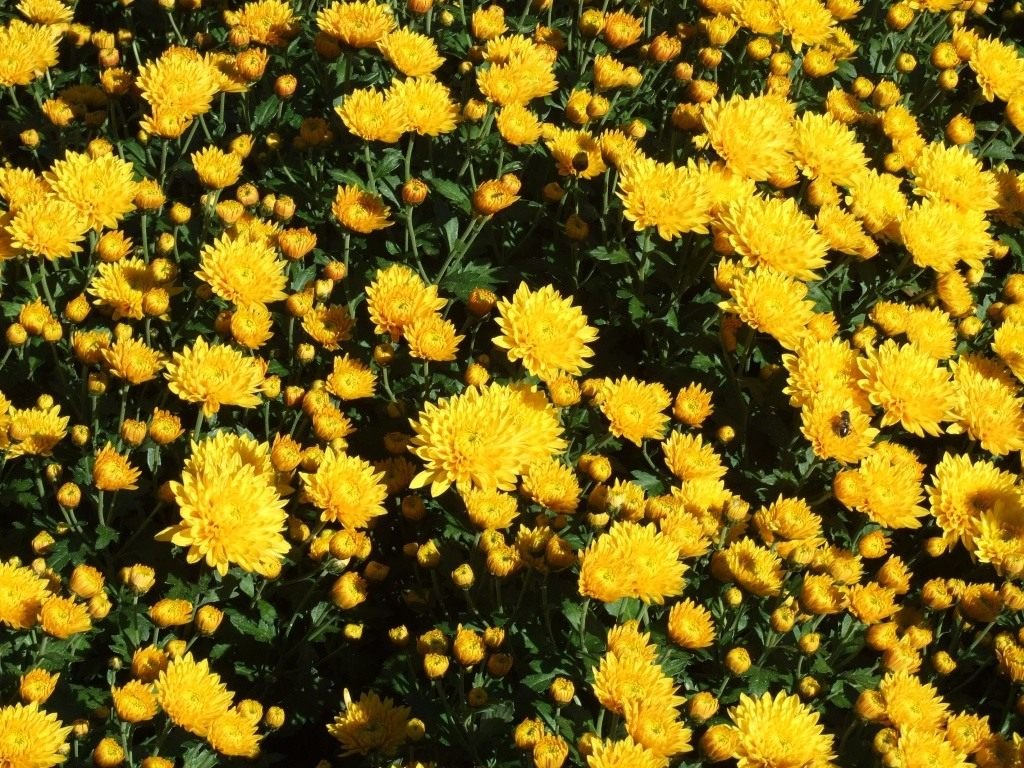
[165,337,265,415]
[301,448,388,528]
[377,28,444,77]
[596,377,672,446]
[409,383,566,496]
[617,157,712,240]
[718,195,829,279]
[667,599,716,649]
[207,707,263,758]
[326,355,377,400]
[700,93,796,182]
[579,521,686,604]
[0,19,60,88]
[0,561,50,629]
[912,142,998,213]
[969,36,1024,102]
[6,197,89,260]
[327,690,409,757]
[317,0,396,47]
[93,442,141,492]
[192,146,244,190]
[5,404,69,458]
[335,87,407,143]
[197,233,288,307]
[857,340,956,437]
[154,653,235,738]
[332,184,394,233]
[365,264,445,340]
[0,702,72,768]
[729,691,835,767]
[405,313,464,361]
[545,128,607,180]
[719,266,817,350]
[926,452,1018,552]
[717,538,784,597]
[235,0,300,47]
[792,111,867,187]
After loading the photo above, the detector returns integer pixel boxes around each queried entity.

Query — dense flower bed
[0,0,1023,766]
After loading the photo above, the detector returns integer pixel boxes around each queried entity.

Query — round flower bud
[858,530,890,559]
[701,724,740,762]
[69,564,104,599]
[688,691,719,722]
[454,627,486,666]
[486,652,513,677]
[886,2,914,30]
[725,647,751,675]
[467,288,497,317]
[798,676,822,699]
[423,652,450,679]
[149,598,193,628]
[938,68,959,91]
[6,323,28,346]
[402,178,429,206]
[195,604,224,636]
[549,677,575,705]
[451,564,475,589]
[263,706,285,729]
[93,737,125,768]
[931,650,957,676]
[20,669,60,704]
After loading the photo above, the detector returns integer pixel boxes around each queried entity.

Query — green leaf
[95,525,120,550]
[253,96,279,129]
[588,246,631,264]
[227,609,275,642]
[429,176,471,214]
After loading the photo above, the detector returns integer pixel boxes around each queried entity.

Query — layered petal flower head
[196,232,288,307]
[729,690,836,768]
[493,283,598,381]
[617,156,712,241]
[165,337,265,415]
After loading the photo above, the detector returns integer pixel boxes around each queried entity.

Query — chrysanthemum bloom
[847,443,928,530]
[334,87,407,143]
[545,128,607,180]
[207,707,262,757]
[132,645,168,682]
[462,488,520,529]
[6,197,89,259]
[774,0,836,49]
[579,521,686,604]
[154,653,235,738]
[405,313,464,361]
[112,680,159,724]
[230,303,274,349]
[165,337,265,415]
[496,104,543,146]
[365,264,445,340]
[317,0,396,47]
[0,702,72,768]
[596,377,671,446]
[857,339,956,437]
[969,36,1024,102]
[493,283,598,381]
[718,195,829,279]
[792,112,867,187]
[926,452,1018,551]
[617,156,712,241]
[591,54,640,92]
[327,690,410,756]
[715,538,784,597]
[992,319,1024,383]
[409,382,566,495]
[911,142,998,213]
[887,729,970,768]
[376,28,443,76]
[301,448,387,528]
[815,204,878,259]
[719,267,816,350]
[659,509,712,559]
[197,233,287,307]
[43,152,136,234]
[875,672,950,732]
[158,441,288,576]
[667,599,716,649]
[19,668,59,705]
[0,561,50,629]
[192,146,244,190]
[88,257,166,321]
[846,582,901,624]
[622,700,693,760]
[973,499,1024,578]
[93,443,141,492]
[302,304,355,350]
[235,0,300,46]
[0,167,50,212]
[800,390,877,465]
[593,652,683,719]
[472,178,520,215]
[390,76,458,136]
[586,737,668,768]
[471,4,506,40]
[520,458,580,513]
[700,93,796,182]
[5,404,69,458]
[326,355,377,400]
[136,46,221,120]
[846,168,908,237]
[662,432,726,483]
[0,19,60,88]
[332,184,394,234]
[947,355,1024,455]
[728,691,835,767]
[782,338,866,409]
[38,595,91,639]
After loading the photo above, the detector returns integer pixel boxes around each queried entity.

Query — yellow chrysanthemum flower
[719,267,817,350]
[112,680,159,724]
[207,707,263,758]
[365,264,446,340]
[462,487,519,529]
[586,737,671,768]
[164,337,265,415]
[667,598,716,649]
[718,196,829,280]
[520,458,580,513]
[623,699,693,759]
[493,282,598,381]
[405,313,464,361]
[390,76,458,136]
[800,390,877,465]
[926,452,1019,552]
[578,521,686,604]
[101,336,166,385]
[662,432,726,483]
[235,0,300,47]
[93,442,141,492]
[6,197,89,260]
[700,93,796,182]
[545,128,607,180]
[947,355,1024,455]
[301,304,355,350]
[317,0,397,47]
[5,404,69,458]
[191,146,244,190]
[16,0,74,26]
[154,653,235,738]
[496,104,543,146]
[857,339,956,437]
[716,538,784,597]
[876,672,950,732]
[377,28,444,77]
[0,560,50,629]
[45,150,137,231]
[845,443,928,530]
[0,19,60,88]
[846,168,908,237]
[815,204,879,259]
[197,233,288,307]
[912,142,998,213]
[332,184,394,234]
[334,87,407,143]
[409,382,566,496]
[992,319,1024,383]
[969,36,1024,103]
[158,443,288,576]
[617,156,712,241]
[301,448,388,528]
[596,377,672,446]
[592,649,683,715]
[782,338,867,409]
[973,499,1024,578]
[792,111,868,187]
[38,595,91,639]
[327,690,410,757]
[729,691,835,767]
[136,46,221,119]
[326,354,377,400]
[0,702,73,768]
